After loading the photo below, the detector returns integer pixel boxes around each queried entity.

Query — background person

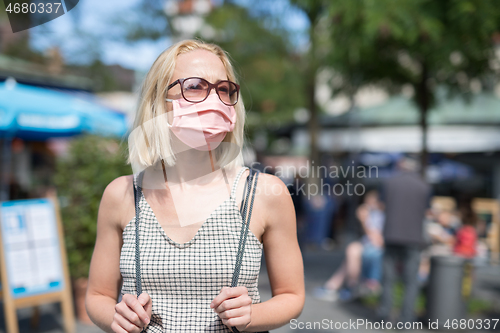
[453,200,478,259]
[314,190,385,301]
[419,204,459,282]
[377,157,432,325]
[358,190,385,293]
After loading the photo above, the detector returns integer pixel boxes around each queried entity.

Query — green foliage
[113,0,170,41]
[361,282,426,315]
[322,0,500,106]
[86,59,122,92]
[291,0,500,169]
[201,4,306,127]
[116,1,307,131]
[362,283,495,316]
[54,135,131,278]
[1,37,47,64]
[467,298,493,314]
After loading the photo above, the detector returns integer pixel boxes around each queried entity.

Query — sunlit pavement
[0,248,499,332]
[0,301,102,333]
[260,249,429,333]
[260,248,500,333]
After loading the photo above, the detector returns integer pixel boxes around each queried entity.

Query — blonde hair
[127,39,245,170]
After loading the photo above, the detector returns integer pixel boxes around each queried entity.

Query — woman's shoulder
[255,172,289,192]
[99,175,135,228]
[252,172,296,235]
[254,173,293,209]
[103,175,134,201]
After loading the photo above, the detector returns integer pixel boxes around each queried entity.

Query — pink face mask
[167,93,237,151]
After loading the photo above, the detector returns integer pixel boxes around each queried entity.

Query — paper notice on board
[0,199,64,298]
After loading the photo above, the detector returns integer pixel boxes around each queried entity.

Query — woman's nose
[208,87,218,96]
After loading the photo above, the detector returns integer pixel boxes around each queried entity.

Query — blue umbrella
[0,78,128,140]
[0,77,129,200]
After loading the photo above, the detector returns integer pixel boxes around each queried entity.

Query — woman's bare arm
[86,175,146,333]
[246,174,305,331]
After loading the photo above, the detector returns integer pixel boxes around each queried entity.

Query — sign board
[0,196,74,333]
[0,199,64,298]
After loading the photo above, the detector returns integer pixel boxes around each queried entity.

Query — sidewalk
[0,248,499,333]
[262,248,500,333]
[0,302,102,333]
[260,249,401,333]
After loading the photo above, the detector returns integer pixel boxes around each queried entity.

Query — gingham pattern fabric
[120,167,263,332]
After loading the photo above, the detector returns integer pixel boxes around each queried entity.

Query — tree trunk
[307,9,320,187]
[307,74,320,186]
[417,63,429,177]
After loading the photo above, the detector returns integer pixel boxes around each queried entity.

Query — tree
[200,3,305,126]
[289,0,329,184]
[319,0,500,173]
[116,1,306,141]
[54,135,131,278]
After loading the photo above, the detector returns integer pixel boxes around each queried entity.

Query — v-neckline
[140,188,240,249]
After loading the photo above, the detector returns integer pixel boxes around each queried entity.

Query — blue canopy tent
[0,79,127,139]
[0,77,129,200]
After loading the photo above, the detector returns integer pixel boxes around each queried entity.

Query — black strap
[230,169,260,333]
[133,171,146,333]
[133,169,261,333]
[134,171,144,297]
[231,169,259,287]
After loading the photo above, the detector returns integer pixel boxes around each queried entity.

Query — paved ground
[262,249,500,333]
[1,248,499,332]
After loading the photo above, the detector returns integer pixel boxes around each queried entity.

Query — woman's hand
[211,286,252,331]
[111,293,152,333]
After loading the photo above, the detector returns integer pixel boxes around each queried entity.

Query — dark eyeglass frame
[166,77,240,106]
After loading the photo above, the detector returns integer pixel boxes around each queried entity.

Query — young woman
[85,39,304,333]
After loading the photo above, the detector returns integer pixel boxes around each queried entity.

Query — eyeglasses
[165,77,240,106]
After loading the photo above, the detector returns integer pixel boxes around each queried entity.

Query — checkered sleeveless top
[120,167,263,332]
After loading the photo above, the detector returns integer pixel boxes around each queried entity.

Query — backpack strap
[230,169,260,333]
[133,171,146,332]
[134,171,145,297]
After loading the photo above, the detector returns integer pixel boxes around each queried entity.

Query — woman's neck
[169,149,220,185]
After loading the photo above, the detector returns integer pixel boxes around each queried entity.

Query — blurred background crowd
[1,0,500,331]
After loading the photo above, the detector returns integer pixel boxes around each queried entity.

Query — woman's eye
[185,84,204,91]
